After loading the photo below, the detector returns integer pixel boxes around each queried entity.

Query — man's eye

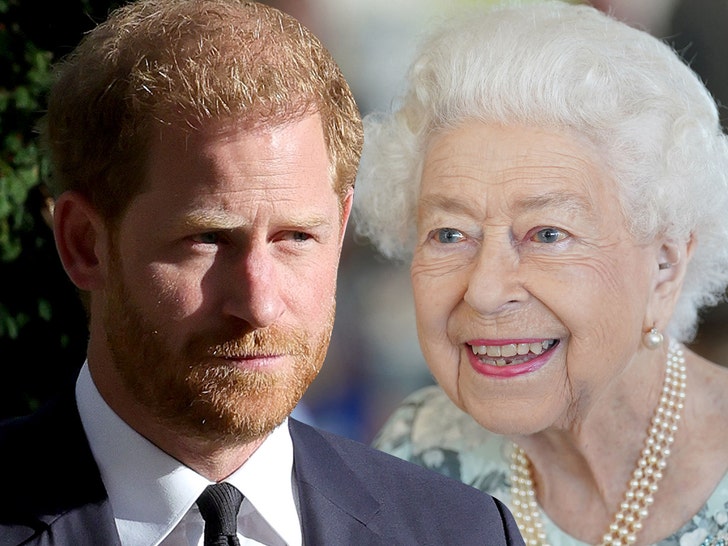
[291,231,312,243]
[434,228,465,244]
[532,227,567,243]
[193,232,220,244]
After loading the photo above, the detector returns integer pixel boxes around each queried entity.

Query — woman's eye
[433,228,465,244]
[531,227,567,243]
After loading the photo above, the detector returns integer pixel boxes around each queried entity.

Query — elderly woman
[353,2,728,545]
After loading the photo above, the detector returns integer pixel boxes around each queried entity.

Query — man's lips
[207,349,288,369]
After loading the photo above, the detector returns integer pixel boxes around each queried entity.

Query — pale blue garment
[373,385,728,546]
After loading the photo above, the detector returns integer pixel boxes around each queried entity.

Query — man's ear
[338,189,354,246]
[644,236,695,330]
[53,191,108,291]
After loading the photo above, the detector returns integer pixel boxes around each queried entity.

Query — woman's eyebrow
[511,192,593,217]
[418,191,593,218]
[418,194,480,218]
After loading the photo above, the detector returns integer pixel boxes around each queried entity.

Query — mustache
[194,327,311,359]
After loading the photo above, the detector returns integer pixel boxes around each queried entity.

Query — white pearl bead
[643,328,663,349]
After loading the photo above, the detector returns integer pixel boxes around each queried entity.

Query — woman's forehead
[420,122,614,210]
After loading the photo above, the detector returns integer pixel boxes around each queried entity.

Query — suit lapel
[289,419,383,545]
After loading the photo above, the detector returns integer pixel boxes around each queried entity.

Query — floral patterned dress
[372,385,728,546]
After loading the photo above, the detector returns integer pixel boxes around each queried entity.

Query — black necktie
[196,483,244,546]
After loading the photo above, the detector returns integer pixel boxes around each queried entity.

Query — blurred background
[1,0,726,443]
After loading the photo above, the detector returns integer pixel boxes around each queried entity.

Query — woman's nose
[463,238,527,315]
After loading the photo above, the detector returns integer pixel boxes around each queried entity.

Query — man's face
[102,114,349,444]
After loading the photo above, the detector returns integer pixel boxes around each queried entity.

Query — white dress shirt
[75,362,302,546]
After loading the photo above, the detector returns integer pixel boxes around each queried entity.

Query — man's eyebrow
[182,211,243,230]
[181,210,336,230]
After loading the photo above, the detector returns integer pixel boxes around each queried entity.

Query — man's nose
[223,244,286,328]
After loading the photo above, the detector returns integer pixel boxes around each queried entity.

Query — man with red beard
[0,1,524,545]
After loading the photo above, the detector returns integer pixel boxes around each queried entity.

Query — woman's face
[412,122,659,434]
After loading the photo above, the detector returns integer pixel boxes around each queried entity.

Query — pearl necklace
[510,339,686,546]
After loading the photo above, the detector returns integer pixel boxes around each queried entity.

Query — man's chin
[175,409,290,446]
[149,370,310,444]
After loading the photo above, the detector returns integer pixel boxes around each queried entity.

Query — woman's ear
[52,191,108,291]
[645,236,696,329]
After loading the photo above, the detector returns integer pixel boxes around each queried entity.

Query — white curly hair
[353,0,728,342]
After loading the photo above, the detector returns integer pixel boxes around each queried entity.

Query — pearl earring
[643,327,663,349]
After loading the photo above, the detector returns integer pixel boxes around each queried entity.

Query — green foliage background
[0,0,123,418]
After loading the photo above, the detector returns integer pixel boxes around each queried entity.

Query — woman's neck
[509,342,686,544]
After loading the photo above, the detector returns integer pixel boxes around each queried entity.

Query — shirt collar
[76,362,300,545]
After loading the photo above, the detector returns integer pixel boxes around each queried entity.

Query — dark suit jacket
[0,386,524,545]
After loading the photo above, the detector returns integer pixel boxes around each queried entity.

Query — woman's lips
[469,339,557,366]
[466,339,558,377]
